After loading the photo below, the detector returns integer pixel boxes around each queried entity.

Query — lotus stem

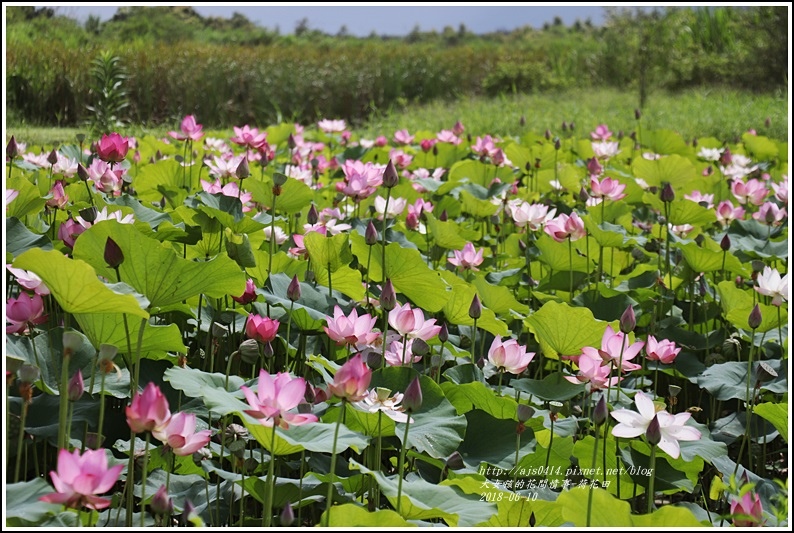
[396,415,412,514]
[140,432,151,527]
[324,402,344,526]
[647,444,657,514]
[14,401,28,482]
[586,426,600,526]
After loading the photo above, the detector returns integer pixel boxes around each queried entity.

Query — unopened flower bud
[7,135,19,159]
[412,338,430,357]
[403,376,423,412]
[578,187,590,203]
[104,237,124,269]
[517,403,535,422]
[519,115,526,127]
[307,204,319,225]
[438,322,449,343]
[765,117,771,128]
[545,129,552,140]
[748,304,762,330]
[660,183,675,203]
[287,133,297,150]
[287,274,301,302]
[635,108,642,120]
[262,341,274,359]
[439,209,448,222]
[280,501,295,526]
[365,220,379,245]
[47,148,59,166]
[720,234,731,251]
[619,305,636,334]
[235,157,250,179]
[452,120,465,136]
[76,162,90,182]
[561,121,568,132]
[445,450,465,470]
[380,278,396,311]
[383,159,399,188]
[593,394,608,426]
[151,485,173,516]
[67,370,84,401]
[554,138,561,151]
[569,122,575,132]
[468,294,482,319]
[646,414,662,446]
[239,339,260,365]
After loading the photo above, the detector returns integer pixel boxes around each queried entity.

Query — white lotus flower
[755,266,789,306]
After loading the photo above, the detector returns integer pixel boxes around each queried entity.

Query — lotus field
[4,114,789,527]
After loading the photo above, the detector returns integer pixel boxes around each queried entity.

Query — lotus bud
[284,274,301,302]
[593,394,608,426]
[412,338,430,357]
[660,182,675,203]
[720,234,731,251]
[432,144,439,157]
[587,157,602,176]
[287,133,297,150]
[646,414,661,446]
[235,157,250,180]
[719,147,732,167]
[439,209,448,221]
[544,129,552,140]
[239,339,260,365]
[67,370,84,402]
[468,294,482,319]
[554,138,561,151]
[619,305,636,334]
[47,148,59,166]
[578,187,590,203]
[519,115,526,126]
[452,120,465,136]
[104,237,124,269]
[561,121,568,132]
[691,137,698,147]
[17,364,40,384]
[6,135,19,159]
[635,108,642,120]
[569,122,575,132]
[151,485,173,516]
[307,204,319,225]
[748,304,762,330]
[445,451,465,470]
[76,162,90,182]
[280,501,295,526]
[262,341,274,359]
[618,130,624,140]
[529,512,536,527]
[402,376,423,412]
[365,220,378,245]
[517,403,535,422]
[383,159,399,188]
[380,278,396,311]
[180,499,203,527]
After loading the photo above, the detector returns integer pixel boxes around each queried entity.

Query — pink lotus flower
[96,169,123,196]
[715,200,745,226]
[205,155,245,180]
[246,314,280,344]
[420,139,437,152]
[731,178,768,206]
[318,119,347,134]
[169,115,204,142]
[645,335,681,364]
[488,336,535,375]
[471,135,497,158]
[6,292,47,334]
[448,242,484,271]
[565,351,620,391]
[6,265,50,295]
[408,167,445,193]
[582,325,643,373]
[52,154,78,178]
[437,130,462,145]
[510,202,556,231]
[328,353,371,402]
[232,278,257,305]
[591,141,620,160]
[389,149,413,169]
[200,178,253,211]
[611,391,700,459]
[96,133,130,163]
[730,491,764,527]
[669,223,695,239]
[452,120,465,136]
[589,176,626,202]
[39,448,123,510]
[393,129,414,145]
[684,190,714,209]
[384,337,422,367]
[544,212,586,242]
[324,306,380,349]
[752,201,787,226]
[374,195,407,220]
[76,207,135,228]
[231,125,268,149]
[241,370,318,428]
[388,302,442,341]
[590,124,613,141]
[407,198,434,219]
[755,266,788,306]
[126,382,172,434]
[152,412,212,455]
[6,189,19,206]
[771,175,788,204]
[58,218,87,249]
[263,225,288,245]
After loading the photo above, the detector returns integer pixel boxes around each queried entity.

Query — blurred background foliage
[6,6,789,128]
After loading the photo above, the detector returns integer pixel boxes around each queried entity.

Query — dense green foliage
[6,6,789,128]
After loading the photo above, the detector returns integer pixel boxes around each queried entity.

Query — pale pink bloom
[388,149,413,169]
[697,147,723,162]
[645,335,681,364]
[715,200,745,226]
[393,129,414,145]
[231,125,267,149]
[318,119,347,133]
[488,336,535,375]
[611,391,700,459]
[46,181,69,209]
[642,152,662,161]
[753,201,786,226]
[242,370,318,428]
[200,178,253,211]
[591,141,620,159]
[491,148,512,167]
[590,124,613,141]
[437,130,462,145]
[511,202,556,231]
[6,292,47,334]
[288,233,308,258]
[168,115,204,142]
[388,302,442,341]
[324,305,380,349]
[452,120,465,136]
[336,173,376,200]
[77,207,135,228]
[731,178,768,206]
[328,353,372,402]
[731,153,754,168]
[39,448,123,510]
[304,218,351,236]
[285,164,314,187]
[730,491,764,527]
[471,135,498,158]
[126,382,172,434]
[374,135,389,147]
[408,167,445,193]
[204,137,229,153]
[22,152,51,168]
[96,169,123,196]
[384,338,422,367]
[86,159,121,183]
[771,175,788,204]
[590,176,626,202]
[205,155,245,180]
[684,190,714,209]
[374,195,407,220]
[755,266,788,306]
[58,218,86,248]
[448,242,484,271]
[407,198,434,219]
[246,315,280,344]
[668,223,694,239]
[544,212,586,242]
[564,351,620,391]
[584,324,643,373]
[152,412,212,456]
[358,138,376,149]
[52,154,78,177]
[634,178,651,190]
[343,160,384,188]
[353,388,412,423]
[6,189,19,206]
[7,265,50,295]
[263,225,288,245]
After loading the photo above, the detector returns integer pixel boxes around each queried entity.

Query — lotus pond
[4,116,789,527]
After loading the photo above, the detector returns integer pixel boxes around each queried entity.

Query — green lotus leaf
[717,280,787,334]
[697,359,787,401]
[525,301,606,359]
[304,231,352,273]
[247,175,313,214]
[6,176,47,219]
[322,503,414,527]
[441,380,518,420]
[632,154,697,192]
[644,129,690,155]
[472,275,529,316]
[5,478,66,526]
[753,402,788,442]
[6,217,52,259]
[425,212,469,250]
[630,505,706,527]
[742,132,779,161]
[440,271,508,336]
[511,373,586,402]
[460,189,499,218]
[75,312,186,357]
[534,234,592,273]
[457,410,536,469]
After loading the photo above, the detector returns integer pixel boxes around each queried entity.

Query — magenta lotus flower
[589,176,626,202]
[582,325,643,373]
[246,314,280,344]
[731,178,768,206]
[510,202,556,231]
[730,491,764,527]
[241,370,318,428]
[715,200,745,226]
[169,115,204,142]
[328,353,372,402]
[389,148,413,169]
[45,181,69,209]
[755,266,789,306]
[645,335,681,364]
[471,135,497,158]
[393,129,414,145]
[610,391,701,459]
[565,351,620,391]
[152,412,212,455]
[318,119,347,133]
[544,212,586,242]
[388,302,442,341]
[6,292,47,334]
[7,265,50,295]
[231,125,268,149]
[232,278,257,305]
[39,448,123,510]
[324,305,380,348]
[420,139,437,152]
[752,201,786,226]
[126,382,172,434]
[96,133,130,163]
[590,124,613,141]
[58,218,86,249]
[488,336,535,375]
[448,242,485,271]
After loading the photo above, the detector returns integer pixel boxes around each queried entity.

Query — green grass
[6,87,788,149]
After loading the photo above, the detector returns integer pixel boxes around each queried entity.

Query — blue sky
[45,3,617,37]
